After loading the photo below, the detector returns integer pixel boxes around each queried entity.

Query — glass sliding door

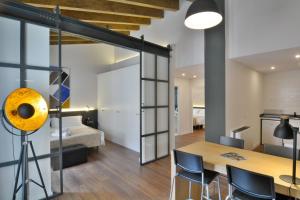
[0,16,63,199]
[140,52,170,165]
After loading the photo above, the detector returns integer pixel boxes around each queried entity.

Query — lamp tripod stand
[2,88,50,200]
[12,137,49,200]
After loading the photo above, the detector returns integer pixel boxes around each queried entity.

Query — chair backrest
[173,150,204,173]
[226,165,276,199]
[220,136,244,149]
[264,144,300,160]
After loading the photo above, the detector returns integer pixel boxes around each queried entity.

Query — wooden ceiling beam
[107,0,179,11]
[22,0,164,18]
[58,10,151,25]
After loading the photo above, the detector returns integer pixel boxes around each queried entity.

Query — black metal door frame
[139,45,171,165]
[0,0,171,194]
[0,13,63,199]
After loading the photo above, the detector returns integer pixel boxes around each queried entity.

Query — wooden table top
[177,141,300,198]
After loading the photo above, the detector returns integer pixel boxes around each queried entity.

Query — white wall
[132,0,300,66]
[0,17,52,199]
[50,44,115,108]
[260,69,300,148]
[97,65,140,152]
[263,69,300,114]
[226,60,264,149]
[228,0,300,58]
[131,0,204,69]
[175,78,193,135]
[191,78,205,107]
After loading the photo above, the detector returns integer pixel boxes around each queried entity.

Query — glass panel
[157,82,168,106]
[29,158,53,199]
[26,69,52,198]
[0,17,20,64]
[157,108,168,132]
[0,68,21,199]
[142,109,155,135]
[27,70,50,157]
[157,56,168,81]
[142,80,155,106]
[157,133,168,158]
[0,166,18,199]
[142,135,155,163]
[50,155,61,195]
[0,68,20,109]
[26,23,50,67]
[142,52,155,79]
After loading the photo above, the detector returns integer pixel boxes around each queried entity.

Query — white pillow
[50,116,82,129]
[62,116,82,128]
[50,118,59,129]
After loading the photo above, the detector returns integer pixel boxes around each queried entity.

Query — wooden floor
[55,141,171,200]
[175,129,205,148]
[55,129,228,200]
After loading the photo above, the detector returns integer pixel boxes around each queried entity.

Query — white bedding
[193,116,205,126]
[50,117,105,149]
[193,108,205,126]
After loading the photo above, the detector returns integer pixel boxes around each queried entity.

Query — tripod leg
[29,141,49,200]
[12,145,25,200]
[22,141,28,200]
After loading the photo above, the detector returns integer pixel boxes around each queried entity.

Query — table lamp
[273,116,300,185]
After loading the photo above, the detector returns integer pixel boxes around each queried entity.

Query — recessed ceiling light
[181,73,186,77]
[193,75,197,78]
[270,66,276,70]
[295,54,300,59]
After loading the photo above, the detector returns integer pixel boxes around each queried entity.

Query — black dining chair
[226,165,290,200]
[169,150,221,200]
[264,144,300,160]
[220,136,244,149]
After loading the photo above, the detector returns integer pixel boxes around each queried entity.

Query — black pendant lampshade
[184,0,223,30]
[273,116,294,139]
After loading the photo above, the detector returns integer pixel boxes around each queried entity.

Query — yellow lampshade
[3,88,48,131]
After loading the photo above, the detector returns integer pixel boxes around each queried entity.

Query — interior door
[140,52,170,165]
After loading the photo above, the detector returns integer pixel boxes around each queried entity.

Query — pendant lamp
[185,0,223,30]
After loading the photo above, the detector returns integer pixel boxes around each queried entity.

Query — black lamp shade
[273,117,294,139]
[184,0,223,30]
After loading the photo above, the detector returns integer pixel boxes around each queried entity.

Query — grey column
[204,0,225,143]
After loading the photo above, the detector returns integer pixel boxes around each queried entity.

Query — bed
[193,107,205,129]
[50,116,105,149]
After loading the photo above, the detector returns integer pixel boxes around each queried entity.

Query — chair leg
[206,185,210,200]
[216,177,221,200]
[169,176,176,200]
[188,181,192,199]
[201,184,204,200]
[225,195,230,200]
[227,184,233,200]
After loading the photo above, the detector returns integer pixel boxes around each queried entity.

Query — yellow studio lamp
[1,88,49,200]
[3,88,48,134]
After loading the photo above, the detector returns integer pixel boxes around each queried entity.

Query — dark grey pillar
[204,0,225,143]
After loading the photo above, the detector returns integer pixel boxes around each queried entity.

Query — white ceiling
[234,46,300,74]
[175,64,204,79]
